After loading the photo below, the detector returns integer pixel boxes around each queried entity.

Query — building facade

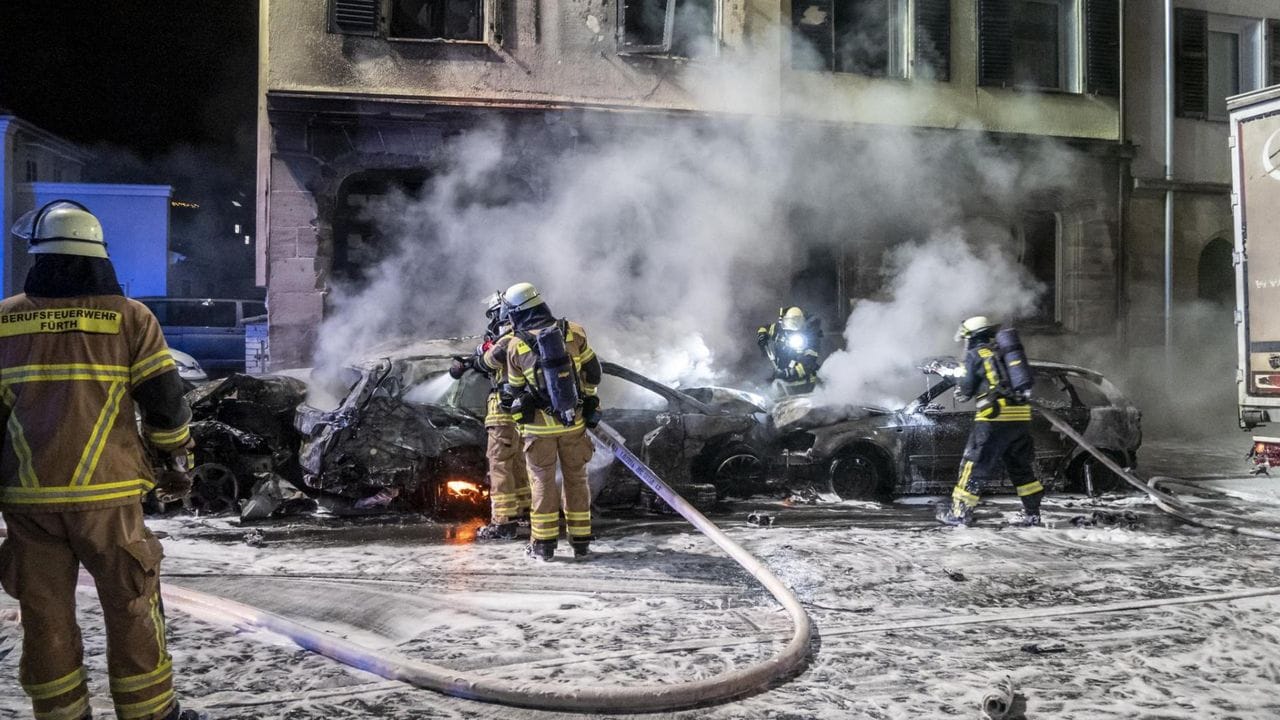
[1123,0,1280,347]
[0,111,87,293]
[258,0,1130,369]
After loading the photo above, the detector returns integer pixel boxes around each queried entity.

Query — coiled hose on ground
[101,421,812,713]
[1034,403,1280,542]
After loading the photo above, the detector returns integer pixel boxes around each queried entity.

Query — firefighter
[450,294,532,540]
[757,306,822,397]
[0,201,199,720]
[937,316,1044,527]
[501,282,602,561]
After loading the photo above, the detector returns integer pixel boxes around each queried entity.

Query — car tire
[1063,452,1127,494]
[700,443,764,499]
[827,448,889,501]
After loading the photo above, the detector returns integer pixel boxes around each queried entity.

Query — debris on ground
[981,676,1028,720]
[747,510,775,527]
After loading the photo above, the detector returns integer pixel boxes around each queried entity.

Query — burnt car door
[912,378,977,490]
[923,368,1087,492]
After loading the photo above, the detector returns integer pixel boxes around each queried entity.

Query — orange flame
[446,480,485,499]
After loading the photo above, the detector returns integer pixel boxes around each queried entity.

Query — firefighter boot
[936,501,975,527]
[165,705,206,720]
[571,535,593,559]
[526,539,556,561]
[476,521,519,540]
[1015,490,1044,527]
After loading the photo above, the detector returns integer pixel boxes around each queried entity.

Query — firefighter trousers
[0,504,176,720]
[952,421,1044,513]
[486,423,531,524]
[523,429,593,542]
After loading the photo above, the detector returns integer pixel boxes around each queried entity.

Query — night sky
[0,1,260,295]
[0,0,257,157]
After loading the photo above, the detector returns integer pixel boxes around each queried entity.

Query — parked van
[136,297,266,375]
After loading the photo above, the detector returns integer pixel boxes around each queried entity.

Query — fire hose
[1034,402,1280,542]
[62,420,811,713]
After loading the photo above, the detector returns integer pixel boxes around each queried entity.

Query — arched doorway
[331,169,430,287]
[1197,237,1234,306]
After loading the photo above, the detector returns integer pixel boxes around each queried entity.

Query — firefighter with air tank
[937,316,1044,527]
[450,294,532,540]
[757,306,823,396]
[499,282,602,561]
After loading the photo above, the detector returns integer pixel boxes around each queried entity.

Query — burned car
[294,338,489,514]
[773,360,1142,500]
[448,360,772,509]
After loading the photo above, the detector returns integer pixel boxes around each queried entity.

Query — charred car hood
[770,396,893,433]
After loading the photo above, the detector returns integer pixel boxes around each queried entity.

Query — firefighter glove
[509,390,538,424]
[448,355,471,380]
[582,395,601,429]
[756,328,769,349]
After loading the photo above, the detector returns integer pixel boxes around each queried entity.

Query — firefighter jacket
[481,334,517,427]
[757,321,822,388]
[0,294,192,512]
[956,343,1031,422]
[505,320,600,437]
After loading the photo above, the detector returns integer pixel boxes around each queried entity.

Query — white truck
[1232,87,1280,443]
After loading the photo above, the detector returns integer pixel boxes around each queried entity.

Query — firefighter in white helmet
[0,201,201,720]
[501,282,602,561]
[756,306,823,396]
[937,316,1042,527]
[449,293,532,539]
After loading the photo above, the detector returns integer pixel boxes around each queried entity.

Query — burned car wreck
[771,359,1142,500]
[448,360,772,510]
[160,337,774,518]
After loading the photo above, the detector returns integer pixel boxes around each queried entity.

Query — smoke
[314,41,1091,402]
[816,231,1042,407]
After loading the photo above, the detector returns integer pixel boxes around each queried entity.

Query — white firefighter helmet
[778,306,807,332]
[955,315,998,342]
[11,200,108,258]
[502,282,545,312]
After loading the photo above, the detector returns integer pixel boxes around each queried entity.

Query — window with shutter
[1175,8,1208,119]
[389,0,485,41]
[913,0,950,81]
[329,0,380,36]
[977,0,1013,87]
[1084,0,1119,96]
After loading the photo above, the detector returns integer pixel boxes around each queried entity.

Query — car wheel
[189,463,240,515]
[708,444,764,499]
[1063,452,1127,494]
[828,448,889,501]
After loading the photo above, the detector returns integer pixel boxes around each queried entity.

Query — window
[389,0,483,42]
[619,0,716,58]
[329,0,494,44]
[979,0,1118,94]
[1176,9,1263,120]
[1010,0,1074,90]
[24,160,38,182]
[1020,211,1059,324]
[791,0,951,79]
[243,302,268,320]
[170,300,238,328]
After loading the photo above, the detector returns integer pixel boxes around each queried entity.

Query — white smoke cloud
[311,39,1089,403]
[816,231,1042,407]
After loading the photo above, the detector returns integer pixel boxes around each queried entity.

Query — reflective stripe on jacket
[482,334,516,426]
[0,294,191,511]
[962,346,1031,423]
[505,320,598,437]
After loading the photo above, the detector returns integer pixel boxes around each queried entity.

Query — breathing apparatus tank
[995,327,1034,399]
[534,322,581,425]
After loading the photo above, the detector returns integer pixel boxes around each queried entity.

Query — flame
[446,479,485,499]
